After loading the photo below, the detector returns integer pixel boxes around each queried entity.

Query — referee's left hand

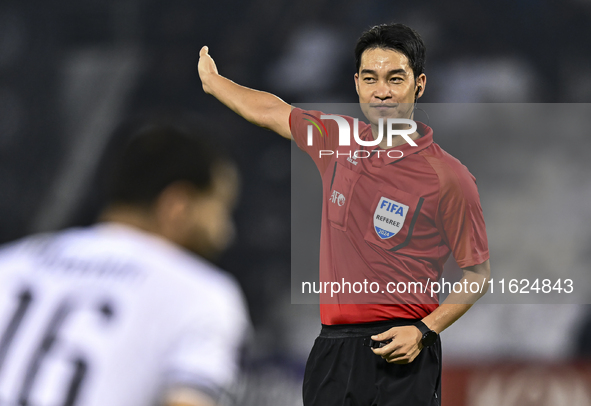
[370,326,423,364]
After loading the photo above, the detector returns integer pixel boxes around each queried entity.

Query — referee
[199,23,490,406]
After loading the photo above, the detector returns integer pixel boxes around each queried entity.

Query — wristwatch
[415,320,438,347]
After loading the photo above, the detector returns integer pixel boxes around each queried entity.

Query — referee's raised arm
[198,46,293,140]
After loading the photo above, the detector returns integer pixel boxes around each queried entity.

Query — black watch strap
[414,320,438,347]
[415,320,431,335]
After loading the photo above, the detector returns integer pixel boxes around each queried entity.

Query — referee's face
[354,47,425,126]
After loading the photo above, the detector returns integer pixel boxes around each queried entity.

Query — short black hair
[105,121,223,206]
[354,23,426,80]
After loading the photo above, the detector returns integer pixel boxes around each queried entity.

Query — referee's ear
[415,73,427,100]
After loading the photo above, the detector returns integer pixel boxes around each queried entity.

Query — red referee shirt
[290,108,489,325]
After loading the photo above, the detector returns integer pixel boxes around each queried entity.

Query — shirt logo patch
[330,190,346,206]
[374,197,409,239]
[347,156,358,165]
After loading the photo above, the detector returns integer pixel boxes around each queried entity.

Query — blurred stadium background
[1,0,590,405]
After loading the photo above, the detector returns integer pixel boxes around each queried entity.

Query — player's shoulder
[165,249,248,327]
[174,248,243,298]
[0,225,147,262]
[0,230,62,262]
[93,223,241,296]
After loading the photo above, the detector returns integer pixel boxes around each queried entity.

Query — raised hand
[198,46,219,94]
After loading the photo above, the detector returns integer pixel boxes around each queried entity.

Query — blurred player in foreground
[198,23,490,406]
[0,122,250,406]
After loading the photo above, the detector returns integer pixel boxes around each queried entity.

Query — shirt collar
[361,121,433,166]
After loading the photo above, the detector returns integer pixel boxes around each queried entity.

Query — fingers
[197,45,218,90]
[369,325,423,364]
[370,328,399,356]
[382,347,421,364]
[371,340,400,356]
[370,340,420,364]
[371,327,398,341]
[385,351,419,364]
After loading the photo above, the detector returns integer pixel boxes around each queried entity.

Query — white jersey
[0,223,250,406]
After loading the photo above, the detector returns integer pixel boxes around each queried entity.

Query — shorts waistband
[319,319,420,339]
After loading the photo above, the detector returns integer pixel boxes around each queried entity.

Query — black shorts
[303,319,442,406]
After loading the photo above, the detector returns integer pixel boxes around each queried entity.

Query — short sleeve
[429,158,490,268]
[162,278,251,401]
[289,108,341,176]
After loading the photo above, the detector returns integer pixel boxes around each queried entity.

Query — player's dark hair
[354,23,426,80]
[105,122,223,206]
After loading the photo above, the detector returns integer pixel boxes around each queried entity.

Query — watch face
[422,331,437,347]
